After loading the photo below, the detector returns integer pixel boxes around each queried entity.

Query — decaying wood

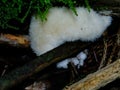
[92,0,120,6]
[90,0,120,17]
[97,6,120,18]
[25,81,50,90]
[63,59,120,90]
[0,34,29,47]
[0,40,91,90]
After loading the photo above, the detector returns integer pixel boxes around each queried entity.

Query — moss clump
[0,0,91,30]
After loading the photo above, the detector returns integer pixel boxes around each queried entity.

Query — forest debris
[1,65,8,77]
[25,81,50,90]
[98,40,108,69]
[0,34,29,47]
[117,27,120,46]
[0,41,90,90]
[63,59,120,90]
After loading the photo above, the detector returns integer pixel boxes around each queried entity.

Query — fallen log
[63,59,120,90]
[0,40,91,90]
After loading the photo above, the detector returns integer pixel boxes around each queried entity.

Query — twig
[63,59,120,90]
[98,40,107,69]
[69,62,79,82]
[117,28,120,46]
[93,49,98,62]
[117,28,120,58]
[1,65,8,77]
[107,46,117,65]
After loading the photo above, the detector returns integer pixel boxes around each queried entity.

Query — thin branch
[63,59,120,90]
[98,40,107,69]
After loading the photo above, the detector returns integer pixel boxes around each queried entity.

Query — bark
[0,34,29,47]
[0,41,91,90]
[63,59,120,90]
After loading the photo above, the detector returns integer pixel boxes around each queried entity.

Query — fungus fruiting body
[56,50,87,69]
[29,7,112,56]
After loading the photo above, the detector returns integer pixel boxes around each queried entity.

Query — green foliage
[0,0,91,30]
[0,0,29,30]
[85,0,91,12]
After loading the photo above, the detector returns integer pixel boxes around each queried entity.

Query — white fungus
[56,59,70,69]
[56,50,88,69]
[71,57,80,66]
[29,7,112,56]
[56,58,80,69]
[77,52,87,61]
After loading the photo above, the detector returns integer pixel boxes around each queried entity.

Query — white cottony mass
[56,51,87,69]
[29,7,112,56]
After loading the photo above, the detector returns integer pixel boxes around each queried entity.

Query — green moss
[0,0,91,30]
[85,0,91,12]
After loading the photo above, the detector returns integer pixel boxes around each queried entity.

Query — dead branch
[0,34,29,47]
[63,59,120,90]
[0,41,91,90]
